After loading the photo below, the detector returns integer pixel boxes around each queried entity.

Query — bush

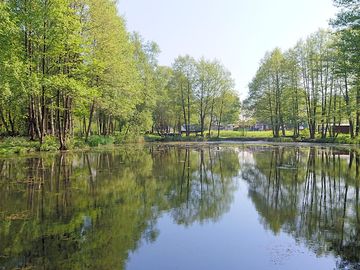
[86,135,114,147]
[143,134,163,142]
[114,131,145,144]
[299,128,310,139]
[73,138,88,149]
[354,137,360,145]
[275,137,294,143]
[40,136,59,151]
[334,134,353,144]
[0,137,38,154]
[1,137,32,147]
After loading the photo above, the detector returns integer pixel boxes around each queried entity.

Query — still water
[0,143,359,270]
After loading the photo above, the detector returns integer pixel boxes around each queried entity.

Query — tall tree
[331,0,360,136]
[172,56,196,137]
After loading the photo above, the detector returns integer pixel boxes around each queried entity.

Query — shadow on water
[0,144,239,270]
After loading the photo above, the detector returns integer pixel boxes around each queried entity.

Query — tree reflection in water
[241,146,360,270]
[0,144,239,270]
[1,144,360,269]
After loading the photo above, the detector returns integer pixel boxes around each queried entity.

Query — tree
[84,0,142,140]
[127,33,160,135]
[214,89,240,138]
[246,48,289,137]
[152,66,176,134]
[331,0,360,136]
[0,2,25,136]
[172,56,197,137]
[1,0,242,144]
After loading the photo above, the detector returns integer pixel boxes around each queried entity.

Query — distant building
[317,124,351,134]
[251,123,270,131]
[211,123,235,131]
[333,125,350,134]
[180,124,202,134]
[225,124,235,130]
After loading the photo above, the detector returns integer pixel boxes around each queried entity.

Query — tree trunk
[86,99,95,141]
[208,98,215,137]
[180,83,187,137]
[57,91,66,150]
[8,111,16,136]
[0,109,10,135]
[356,85,360,137]
[217,99,224,138]
[187,81,191,137]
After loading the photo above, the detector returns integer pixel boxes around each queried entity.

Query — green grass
[310,134,360,144]
[144,130,294,142]
[144,130,360,145]
[0,133,145,156]
[210,130,275,138]
[86,135,114,147]
[144,134,206,142]
[0,137,39,155]
[208,130,297,139]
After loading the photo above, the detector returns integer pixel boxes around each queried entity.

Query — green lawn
[144,129,360,145]
[210,130,293,138]
[144,130,292,142]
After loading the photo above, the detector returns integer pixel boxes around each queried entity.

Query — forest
[0,0,240,150]
[244,0,360,139]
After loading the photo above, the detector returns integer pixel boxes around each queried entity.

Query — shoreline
[145,135,360,145]
[0,136,359,158]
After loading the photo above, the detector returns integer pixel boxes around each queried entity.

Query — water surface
[0,143,359,269]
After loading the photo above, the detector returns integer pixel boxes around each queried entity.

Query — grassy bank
[0,130,359,156]
[144,130,289,142]
[0,134,144,156]
[144,130,360,145]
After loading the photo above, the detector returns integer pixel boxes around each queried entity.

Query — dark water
[0,143,359,270]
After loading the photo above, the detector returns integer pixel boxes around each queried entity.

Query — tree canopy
[244,0,360,139]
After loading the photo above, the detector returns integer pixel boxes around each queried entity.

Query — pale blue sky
[117,0,337,99]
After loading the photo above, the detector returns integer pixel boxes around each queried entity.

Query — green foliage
[73,138,88,149]
[242,0,360,141]
[1,0,358,149]
[112,132,143,144]
[143,134,163,142]
[0,0,243,147]
[246,25,359,140]
[39,136,59,152]
[299,128,310,138]
[0,138,38,155]
[86,135,114,147]
[218,130,273,138]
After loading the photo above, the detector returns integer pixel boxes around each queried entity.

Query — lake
[0,143,359,270]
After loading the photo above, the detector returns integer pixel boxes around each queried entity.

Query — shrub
[0,137,40,155]
[73,138,87,149]
[299,129,310,139]
[144,134,162,142]
[40,136,59,151]
[86,135,114,147]
[114,132,145,144]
